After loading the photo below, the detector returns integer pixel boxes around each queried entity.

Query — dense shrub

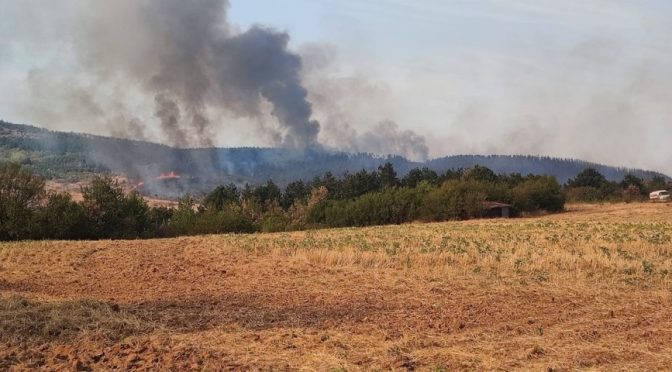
[34,193,90,240]
[421,180,488,221]
[309,184,430,228]
[260,211,290,232]
[148,206,174,237]
[81,177,150,239]
[512,176,565,212]
[167,197,255,235]
[190,210,256,235]
[564,186,602,203]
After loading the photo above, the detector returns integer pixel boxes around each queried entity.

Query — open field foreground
[1,203,672,371]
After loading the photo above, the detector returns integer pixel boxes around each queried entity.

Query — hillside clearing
[1,203,671,370]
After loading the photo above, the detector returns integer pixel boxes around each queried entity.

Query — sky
[1,0,672,174]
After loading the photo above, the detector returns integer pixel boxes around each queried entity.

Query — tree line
[565,168,669,202]
[0,162,667,241]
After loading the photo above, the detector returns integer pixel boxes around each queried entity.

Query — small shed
[483,201,512,218]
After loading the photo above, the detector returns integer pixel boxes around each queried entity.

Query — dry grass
[1,202,671,370]
[0,296,154,344]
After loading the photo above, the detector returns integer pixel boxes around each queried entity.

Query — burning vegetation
[156,171,181,180]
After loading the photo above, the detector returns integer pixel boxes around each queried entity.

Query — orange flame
[156,171,181,180]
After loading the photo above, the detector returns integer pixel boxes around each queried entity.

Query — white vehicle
[649,190,670,202]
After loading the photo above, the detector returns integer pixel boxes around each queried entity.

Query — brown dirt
[1,203,671,370]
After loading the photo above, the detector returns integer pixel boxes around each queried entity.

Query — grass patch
[0,296,154,344]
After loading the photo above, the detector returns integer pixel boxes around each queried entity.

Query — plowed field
[1,203,671,370]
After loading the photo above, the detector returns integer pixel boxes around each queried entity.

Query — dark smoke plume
[72,0,319,148]
[7,0,432,167]
[154,95,187,148]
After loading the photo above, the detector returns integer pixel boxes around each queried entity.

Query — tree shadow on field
[0,278,41,293]
[127,292,382,333]
[0,292,381,346]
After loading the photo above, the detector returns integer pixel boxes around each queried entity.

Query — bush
[34,193,90,240]
[81,177,150,239]
[148,206,174,237]
[167,198,256,236]
[81,176,126,238]
[512,176,565,212]
[118,191,151,238]
[421,180,488,221]
[311,185,430,228]
[565,186,602,203]
[261,211,290,232]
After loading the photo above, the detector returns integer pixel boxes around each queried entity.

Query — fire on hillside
[156,171,182,180]
[138,171,182,196]
[130,171,216,199]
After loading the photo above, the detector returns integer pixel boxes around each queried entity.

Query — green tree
[463,165,498,183]
[567,168,607,189]
[251,180,282,210]
[168,196,198,235]
[81,176,149,238]
[378,162,399,188]
[0,163,45,240]
[401,167,438,188]
[119,191,150,237]
[204,184,239,211]
[340,169,381,199]
[281,180,309,210]
[438,168,464,183]
[620,174,644,195]
[312,171,340,198]
[81,176,125,238]
[148,206,174,237]
[647,176,668,193]
[35,193,89,240]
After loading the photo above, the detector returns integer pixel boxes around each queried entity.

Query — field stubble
[1,203,671,370]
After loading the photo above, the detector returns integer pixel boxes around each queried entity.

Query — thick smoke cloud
[70,0,319,148]
[352,121,429,161]
[3,0,434,163]
[4,1,672,176]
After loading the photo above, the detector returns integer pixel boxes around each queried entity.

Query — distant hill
[1,120,668,197]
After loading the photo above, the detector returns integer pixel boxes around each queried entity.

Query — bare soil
[1,203,671,370]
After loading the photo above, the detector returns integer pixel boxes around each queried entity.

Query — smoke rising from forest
[2,1,672,174]
[1,0,429,159]
[70,0,320,149]
[2,0,426,157]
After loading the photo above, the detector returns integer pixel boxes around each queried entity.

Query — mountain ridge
[1,120,668,197]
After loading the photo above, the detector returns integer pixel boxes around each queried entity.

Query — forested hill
[1,120,667,192]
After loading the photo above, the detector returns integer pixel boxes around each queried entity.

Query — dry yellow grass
[1,202,671,370]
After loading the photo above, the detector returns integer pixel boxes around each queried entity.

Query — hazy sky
[2,0,671,174]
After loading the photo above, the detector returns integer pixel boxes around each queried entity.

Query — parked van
[649,190,670,202]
